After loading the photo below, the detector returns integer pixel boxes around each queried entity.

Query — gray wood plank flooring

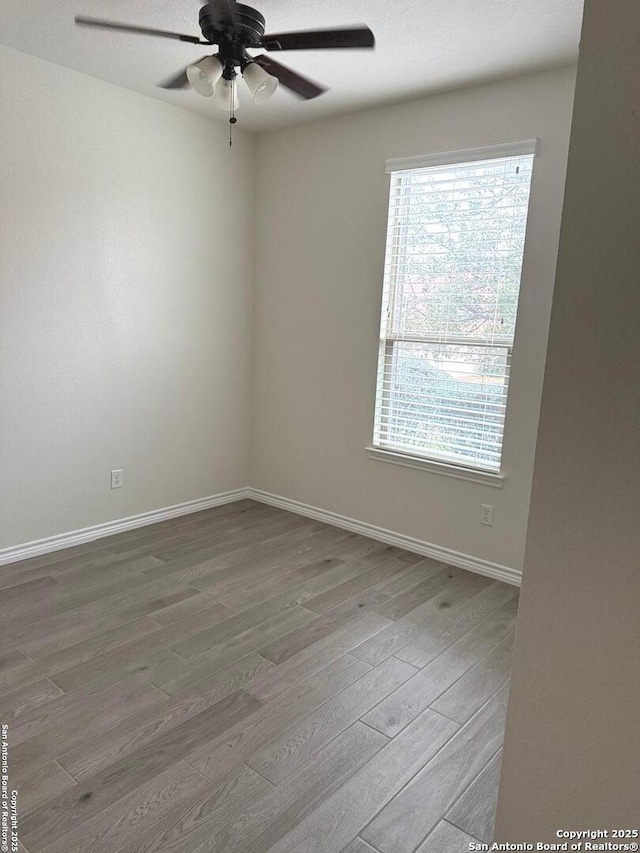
[0,499,518,852]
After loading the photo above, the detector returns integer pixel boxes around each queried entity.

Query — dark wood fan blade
[160,71,189,89]
[262,26,374,51]
[75,16,209,45]
[254,55,327,100]
[159,55,209,90]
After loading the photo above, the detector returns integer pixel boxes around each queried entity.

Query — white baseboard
[0,485,521,587]
[247,488,522,587]
[0,488,251,567]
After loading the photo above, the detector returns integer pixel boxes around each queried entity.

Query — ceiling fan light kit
[185,54,278,109]
[75,0,375,137]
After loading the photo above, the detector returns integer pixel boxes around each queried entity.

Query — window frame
[368,139,538,485]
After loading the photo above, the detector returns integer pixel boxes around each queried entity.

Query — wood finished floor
[0,500,518,853]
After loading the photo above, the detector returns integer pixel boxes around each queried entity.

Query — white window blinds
[373,142,536,473]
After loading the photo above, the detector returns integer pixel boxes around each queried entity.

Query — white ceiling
[0,1,583,132]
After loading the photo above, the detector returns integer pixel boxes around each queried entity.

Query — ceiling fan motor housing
[199,4,266,47]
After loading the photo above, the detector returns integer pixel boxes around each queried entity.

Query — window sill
[365,446,505,488]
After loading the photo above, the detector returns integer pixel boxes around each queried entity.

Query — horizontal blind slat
[375,415,505,446]
[373,440,501,472]
[373,434,503,463]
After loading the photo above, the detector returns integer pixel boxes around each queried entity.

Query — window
[371,140,536,478]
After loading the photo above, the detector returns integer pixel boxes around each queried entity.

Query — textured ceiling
[0,1,583,132]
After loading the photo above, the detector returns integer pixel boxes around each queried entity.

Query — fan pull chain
[229,77,237,147]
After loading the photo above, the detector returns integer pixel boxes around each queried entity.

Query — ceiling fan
[75,1,375,115]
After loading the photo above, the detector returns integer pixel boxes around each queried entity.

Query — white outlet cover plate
[480,504,494,526]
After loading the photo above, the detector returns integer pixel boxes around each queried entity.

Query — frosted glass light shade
[186,56,223,97]
[243,62,279,104]
[212,78,240,111]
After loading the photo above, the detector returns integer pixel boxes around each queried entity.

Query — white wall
[496,0,640,836]
[0,51,578,576]
[251,67,576,573]
[0,46,255,549]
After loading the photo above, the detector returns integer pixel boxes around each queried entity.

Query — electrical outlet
[111,469,123,490]
[480,503,494,526]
